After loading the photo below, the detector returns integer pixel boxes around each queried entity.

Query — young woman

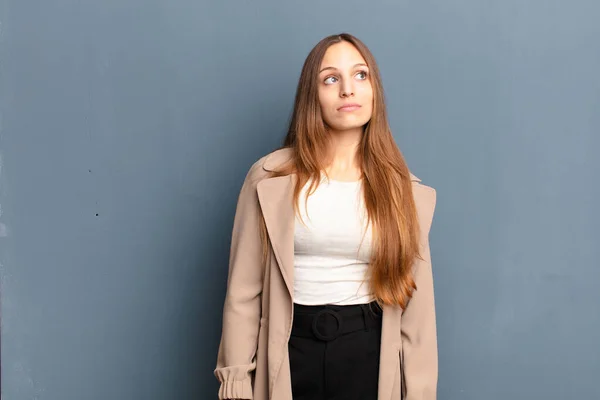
[214,33,438,400]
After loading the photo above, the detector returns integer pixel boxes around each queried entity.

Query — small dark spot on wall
[95,213,99,216]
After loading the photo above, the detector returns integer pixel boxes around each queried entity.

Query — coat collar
[261,147,422,182]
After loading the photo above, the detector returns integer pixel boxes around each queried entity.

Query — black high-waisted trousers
[287,301,383,400]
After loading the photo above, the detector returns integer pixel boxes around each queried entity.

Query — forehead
[320,41,367,68]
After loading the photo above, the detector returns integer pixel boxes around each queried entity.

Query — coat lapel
[256,173,296,298]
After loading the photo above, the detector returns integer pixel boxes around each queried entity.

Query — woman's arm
[214,161,266,400]
[401,187,438,400]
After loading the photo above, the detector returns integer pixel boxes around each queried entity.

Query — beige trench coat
[214,147,438,400]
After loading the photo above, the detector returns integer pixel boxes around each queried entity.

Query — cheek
[363,89,374,113]
[361,92,374,120]
[318,93,338,120]
[359,84,373,100]
[318,90,335,109]
[365,90,374,108]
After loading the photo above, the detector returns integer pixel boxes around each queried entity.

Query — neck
[324,126,363,173]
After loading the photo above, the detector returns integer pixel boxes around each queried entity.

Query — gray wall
[1,0,598,399]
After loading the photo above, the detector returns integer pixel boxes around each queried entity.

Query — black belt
[291,302,382,342]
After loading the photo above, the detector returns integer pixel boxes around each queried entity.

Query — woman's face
[317,41,374,132]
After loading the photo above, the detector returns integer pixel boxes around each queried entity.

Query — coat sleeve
[214,161,265,400]
[401,187,438,400]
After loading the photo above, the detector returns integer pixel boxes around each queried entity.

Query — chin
[330,119,371,132]
[327,125,366,133]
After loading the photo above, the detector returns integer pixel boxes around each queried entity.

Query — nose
[340,79,355,98]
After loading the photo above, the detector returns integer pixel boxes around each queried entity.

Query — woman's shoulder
[411,179,437,239]
[243,147,293,185]
[261,147,294,172]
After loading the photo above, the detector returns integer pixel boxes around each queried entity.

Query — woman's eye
[357,71,368,80]
[324,76,338,84]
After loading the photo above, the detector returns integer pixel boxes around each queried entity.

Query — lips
[337,103,361,111]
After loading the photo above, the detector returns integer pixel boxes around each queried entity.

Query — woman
[214,33,438,400]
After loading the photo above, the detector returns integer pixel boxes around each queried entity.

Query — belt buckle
[312,309,343,341]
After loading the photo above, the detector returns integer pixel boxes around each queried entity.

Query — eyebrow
[319,63,368,74]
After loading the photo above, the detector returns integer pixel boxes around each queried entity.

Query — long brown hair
[259,33,421,309]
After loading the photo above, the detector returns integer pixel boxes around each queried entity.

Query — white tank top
[293,172,374,305]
